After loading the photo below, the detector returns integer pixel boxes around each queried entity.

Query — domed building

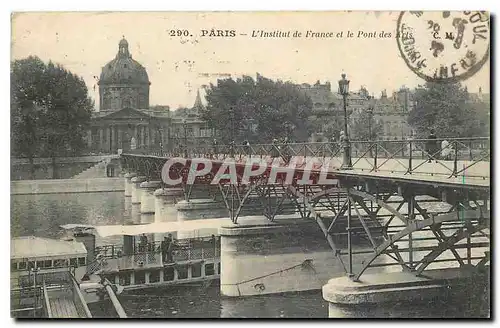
[87,38,171,153]
[99,38,150,111]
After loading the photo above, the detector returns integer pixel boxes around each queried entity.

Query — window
[191,263,202,278]
[149,270,160,283]
[205,263,214,276]
[44,260,52,268]
[11,260,17,271]
[177,265,188,279]
[164,267,174,281]
[18,261,26,270]
[78,257,86,266]
[28,261,36,270]
[119,273,131,286]
[54,259,66,268]
[135,272,146,285]
[70,258,77,267]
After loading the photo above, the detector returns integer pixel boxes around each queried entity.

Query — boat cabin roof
[93,218,230,238]
[11,236,87,260]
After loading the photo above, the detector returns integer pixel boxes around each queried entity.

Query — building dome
[99,37,150,85]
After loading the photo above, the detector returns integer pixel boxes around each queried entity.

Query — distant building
[86,38,171,153]
[301,80,413,141]
[170,88,216,148]
[371,88,413,140]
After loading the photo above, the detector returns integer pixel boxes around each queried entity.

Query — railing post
[469,140,473,160]
[453,141,459,177]
[346,188,353,278]
[408,140,412,174]
[373,143,378,171]
[407,193,415,270]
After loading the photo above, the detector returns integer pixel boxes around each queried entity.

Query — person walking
[243,140,251,157]
[441,139,453,160]
[426,129,438,163]
[212,139,218,159]
[271,138,279,158]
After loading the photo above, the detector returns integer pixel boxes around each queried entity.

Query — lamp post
[229,106,235,158]
[367,104,374,157]
[338,73,352,170]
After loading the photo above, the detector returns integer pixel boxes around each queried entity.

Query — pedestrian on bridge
[243,140,251,156]
[212,139,218,159]
[271,139,279,158]
[441,139,453,160]
[426,129,438,163]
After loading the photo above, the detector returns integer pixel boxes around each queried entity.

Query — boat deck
[49,294,79,318]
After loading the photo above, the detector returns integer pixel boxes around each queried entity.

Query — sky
[11,11,490,110]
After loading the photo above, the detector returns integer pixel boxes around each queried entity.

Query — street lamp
[367,104,374,157]
[338,73,353,169]
[229,106,235,158]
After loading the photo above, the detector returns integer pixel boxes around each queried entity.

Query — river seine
[11,191,489,318]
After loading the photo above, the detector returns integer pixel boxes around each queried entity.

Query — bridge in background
[120,137,490,300]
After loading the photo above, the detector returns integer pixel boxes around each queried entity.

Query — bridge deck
[123,152,489,189]
[336,169,489,189]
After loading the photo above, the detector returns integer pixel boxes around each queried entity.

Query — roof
[99,38,149,85]
[11,236,87,259]
[94,218,230,238]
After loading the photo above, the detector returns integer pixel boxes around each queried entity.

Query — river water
[11,191,490,318]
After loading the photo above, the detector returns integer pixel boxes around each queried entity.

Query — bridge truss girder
[120,154,490,281]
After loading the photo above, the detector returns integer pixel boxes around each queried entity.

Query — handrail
[103,278,127,318]
[125,136,490,150]
[69,273,93,318]
[42,279,53,318]
[122,137,490,181]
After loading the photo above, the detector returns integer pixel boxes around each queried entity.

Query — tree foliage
[408,82,489,138]
[11,56,93,177]
[350,109,384,141]
[201,74,313,143]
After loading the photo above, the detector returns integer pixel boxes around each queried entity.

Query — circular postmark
[396,11,490,82]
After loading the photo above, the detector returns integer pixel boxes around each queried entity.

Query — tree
[11,56,93,178]
[201,74,313,144]
[351,109,383,141]
[408,82,488,138]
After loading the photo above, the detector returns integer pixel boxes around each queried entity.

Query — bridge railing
[123,137,489,179]
[353,137,489,178]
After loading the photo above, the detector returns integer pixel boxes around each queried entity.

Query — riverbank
[11,178,125,195]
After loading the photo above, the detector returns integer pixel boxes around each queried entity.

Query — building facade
[301,81,413,142]
[86,38,171,153]
[170,89,216,149]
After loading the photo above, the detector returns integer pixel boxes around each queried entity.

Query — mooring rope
[221,259,316,289]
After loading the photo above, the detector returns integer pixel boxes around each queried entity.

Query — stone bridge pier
[123,172,136,198]
[218,217,390,297]
[176,199,228,239]
[153,187,183,240]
